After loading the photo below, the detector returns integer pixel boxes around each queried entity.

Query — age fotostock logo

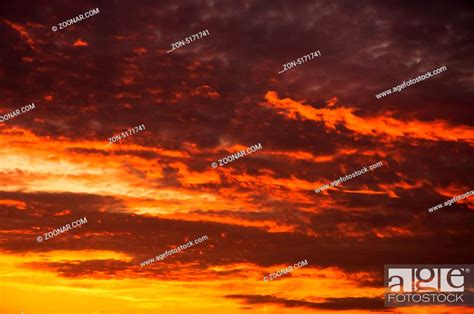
[384,265,474,307]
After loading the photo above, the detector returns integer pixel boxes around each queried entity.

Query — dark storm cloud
[2,0,471,147]
[0,1,473,312]
[1,2,472,232]
[1,191,473,278]
[225,294,387,311]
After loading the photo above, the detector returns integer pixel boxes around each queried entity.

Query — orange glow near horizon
[1,4,473,312]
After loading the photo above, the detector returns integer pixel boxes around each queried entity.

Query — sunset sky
[0,1,473,313]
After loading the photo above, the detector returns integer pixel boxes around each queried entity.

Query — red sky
[0,0,473,313]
